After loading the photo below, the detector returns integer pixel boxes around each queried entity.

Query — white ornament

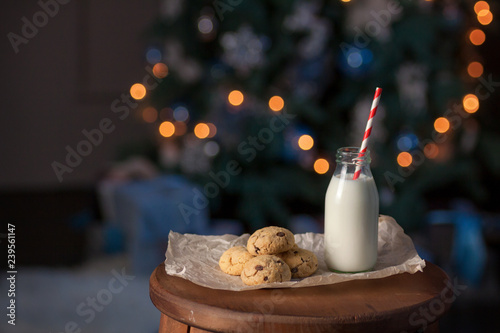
[396,63,428,114]
[163,39,202,83]
[284,0,331,59]
[220,25,265,75]
[160,0,184,20]
[344,0,399,45]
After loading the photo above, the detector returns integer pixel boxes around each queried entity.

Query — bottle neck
[334,147,373,179]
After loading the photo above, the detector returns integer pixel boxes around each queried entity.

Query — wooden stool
[150,261,453,332]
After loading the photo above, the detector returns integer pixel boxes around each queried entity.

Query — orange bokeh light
[159,107,173,121]
[469,29,486,45]
[130,83,146,100]
[194,123,210,139]
[477,10,493,25]
[474,1,489,14]
[298,135,314,150]
[269,96,285,112]
[228,90,244,106]
[142,107,157,123]
[207,123,217,138]
[463,94,479,113]
[434,117,450,133]
[467,62,483,78]
[397,152,413,167]
[313,158,329,174]
[424,143,439,159]
[159,121,175,137]
[152,63,169,79]
[174,121,187,136]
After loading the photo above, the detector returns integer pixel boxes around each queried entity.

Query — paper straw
[353,87,382,180]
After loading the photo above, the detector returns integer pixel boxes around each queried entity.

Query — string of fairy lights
[395,0,492,169]
[131,75,332,173]
[128,0,493,176]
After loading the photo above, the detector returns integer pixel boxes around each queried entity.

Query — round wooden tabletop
[150,261,452,333]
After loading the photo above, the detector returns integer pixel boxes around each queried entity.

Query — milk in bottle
[324,147,379,272]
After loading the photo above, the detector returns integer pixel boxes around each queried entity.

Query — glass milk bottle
[324,147,379,273]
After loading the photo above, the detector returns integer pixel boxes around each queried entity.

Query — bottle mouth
[336,147,371,164]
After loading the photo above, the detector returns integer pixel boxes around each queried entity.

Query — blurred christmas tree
[130,0,493,231]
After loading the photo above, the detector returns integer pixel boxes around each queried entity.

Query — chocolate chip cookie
[219,246,255,275]
[241,255,292,286]
[247,226,295,255]
[277,246,318,278]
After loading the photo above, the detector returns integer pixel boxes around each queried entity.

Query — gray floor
[0,255,159,333]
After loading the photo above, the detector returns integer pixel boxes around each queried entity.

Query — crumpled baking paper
[164,215,426,291]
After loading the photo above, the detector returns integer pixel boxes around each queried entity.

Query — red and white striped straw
[353,87,382,180]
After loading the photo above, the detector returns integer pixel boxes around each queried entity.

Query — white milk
[324,173,379,272]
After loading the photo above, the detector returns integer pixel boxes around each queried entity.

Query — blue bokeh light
[347,51,363,68]
[397,136,413,151]
[146,47,162,65]
[338,47,373,77]
[396,133,419,151]
[173,106,189,122]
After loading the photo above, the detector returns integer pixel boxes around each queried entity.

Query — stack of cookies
[218,226,318,286]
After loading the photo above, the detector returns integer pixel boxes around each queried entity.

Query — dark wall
[0,0,159,189]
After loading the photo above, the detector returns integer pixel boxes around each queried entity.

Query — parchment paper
[164,215,426,291]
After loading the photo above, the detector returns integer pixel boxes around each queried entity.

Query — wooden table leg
[159,313,189,333]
